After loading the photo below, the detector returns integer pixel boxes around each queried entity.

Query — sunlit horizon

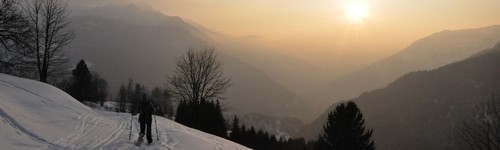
[125,0,500,72]
[70,0,500,76]
[344,0,370,23]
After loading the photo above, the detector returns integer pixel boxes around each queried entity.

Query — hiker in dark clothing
[132,92,155,144]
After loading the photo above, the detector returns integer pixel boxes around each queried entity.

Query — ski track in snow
[50,111,176,150]
[51,112,127,149]
[0,74,249,150]
[0,103,54,149]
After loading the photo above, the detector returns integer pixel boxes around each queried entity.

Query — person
[132,92,155,144]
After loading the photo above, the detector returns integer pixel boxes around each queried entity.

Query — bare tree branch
[168,48,230,104]
[0,0,31,75]
[457,92,500,150]
[2,0,75,82]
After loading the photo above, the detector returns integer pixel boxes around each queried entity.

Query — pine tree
[240,124,248,146]
[315,101,374,150]
[175,100,188,125]
[162,89,175,117]
[150,87,174,117]
[130,83,143,112]
[125,80,145,113]
[249,126,257,148]
[230,116,241,142]
[69,59,92,102]
[90,73,108,105]
[116,84,128,112]
[213,100,227,138]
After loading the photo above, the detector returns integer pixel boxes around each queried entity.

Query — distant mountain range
[68,3,311,121]
[67,1,500,145]
[298,42,500,149]
[312,25,500,115]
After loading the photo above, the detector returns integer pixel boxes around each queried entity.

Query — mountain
[0,73,249,149]
[71,3,213,42]
[314,25,500,114]
[68,3,311,121]
[70,1,324,95]
[298,43,500,149]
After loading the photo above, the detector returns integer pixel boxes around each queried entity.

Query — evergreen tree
[66,60,108,105]
[131,83,142,112]
[69,59,92,102]
[213,100,227,138]
[90,73,108,106]
[176,99,227,138]
[240,124,248,146]
[249,126,256,147]
[175,100,188,125]
[126,80,145,113]
[315,101,374,150]
[230,116,241,142]
[228,120,314,150]
[113,79,144,113]
[162,88,175,117]
[116,84,128,112]
[150,87,174,117]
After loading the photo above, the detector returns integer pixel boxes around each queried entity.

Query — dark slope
[69,7,310,120]
[315,25,500,114]
[299,43,500,149]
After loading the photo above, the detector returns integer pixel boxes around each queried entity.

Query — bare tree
[168,48,230,103]
[0,0,29,74]
[16,0,74,82]
[457,92,500,150]
[0,0,26,46]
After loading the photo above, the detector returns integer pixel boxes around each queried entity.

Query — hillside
[0,73,249,149]
[69,3,311,121]
[315,25,500,114]
[299,43,500,149]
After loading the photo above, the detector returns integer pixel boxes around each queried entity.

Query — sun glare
[345,1,370,22]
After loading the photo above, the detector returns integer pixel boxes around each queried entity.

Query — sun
[344,1,370,22]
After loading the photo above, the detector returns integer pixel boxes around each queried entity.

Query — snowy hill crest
[0,74,249,150]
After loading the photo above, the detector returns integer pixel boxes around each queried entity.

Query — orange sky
[142,0,500,72]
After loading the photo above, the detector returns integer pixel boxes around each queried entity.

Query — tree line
[226,101,374,150]
[230,115,314,150]
[63,48,498,150]
[166,48,376,149]
[56,59,175,118]
[114,78,175,118]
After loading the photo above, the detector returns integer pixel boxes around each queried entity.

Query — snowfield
[0,74,249,150]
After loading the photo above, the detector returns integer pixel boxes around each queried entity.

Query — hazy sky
[139,0,500,70]
[86,0,500,73]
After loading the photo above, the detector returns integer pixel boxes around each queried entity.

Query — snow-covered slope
[0,74,249,150]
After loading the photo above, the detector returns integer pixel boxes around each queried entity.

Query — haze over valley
[1,0,500,149]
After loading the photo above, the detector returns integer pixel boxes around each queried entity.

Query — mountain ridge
[69,4,312,121]
[298,43,500,149]
[313,25,500,115]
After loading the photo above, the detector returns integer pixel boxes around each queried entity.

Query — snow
[0,74,249,150]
